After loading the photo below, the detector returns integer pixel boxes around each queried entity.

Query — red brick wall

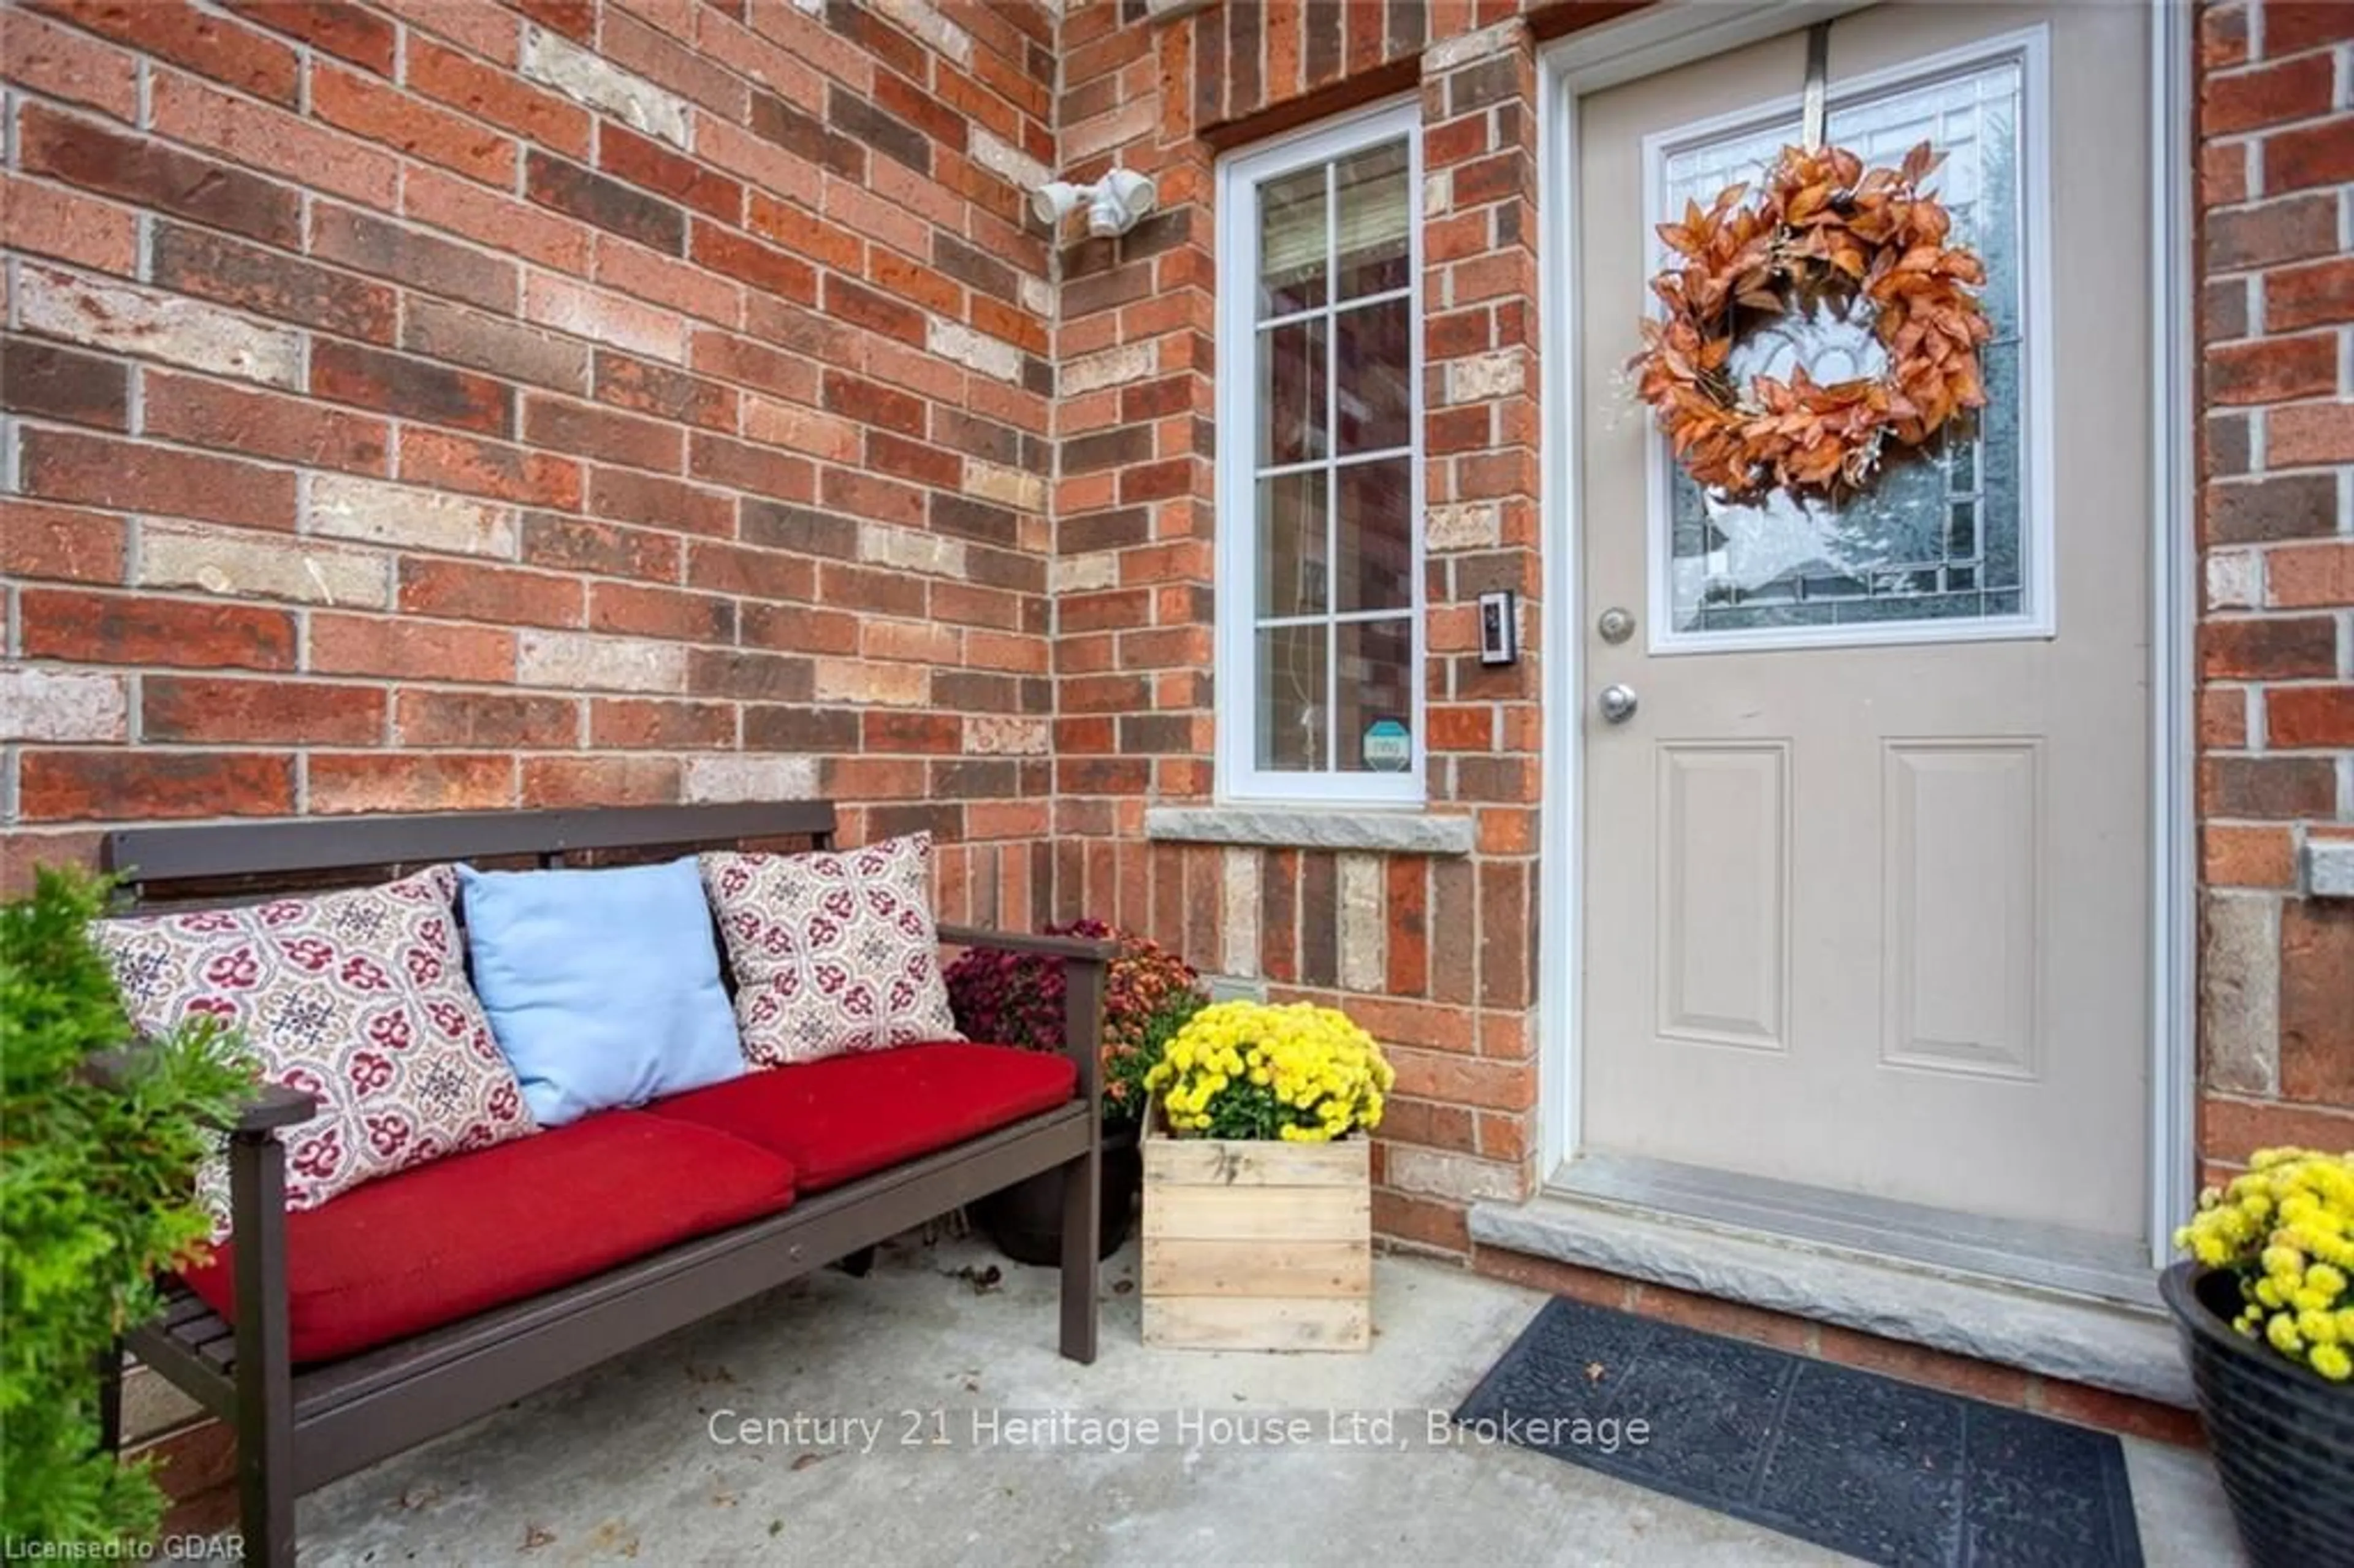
[0,0,1059,927]
[1053,1,1554,1255]
[2194,0,2354,1174]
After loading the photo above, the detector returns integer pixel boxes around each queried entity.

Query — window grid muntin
[1655,53,2036,640]
[1250,132,1417,778]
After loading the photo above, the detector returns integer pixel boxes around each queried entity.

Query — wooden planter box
[1140,1124,1372,1351]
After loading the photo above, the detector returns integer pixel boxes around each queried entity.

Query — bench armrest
[935,925,1116,962]
[83,1049,321,1136]
[935,924,1112,1125]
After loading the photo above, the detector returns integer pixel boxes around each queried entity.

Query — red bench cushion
[181,1113,796,1364]
[642,1043,1078,1192]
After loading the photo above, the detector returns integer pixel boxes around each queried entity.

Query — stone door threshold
[1466,1193,2194,1410]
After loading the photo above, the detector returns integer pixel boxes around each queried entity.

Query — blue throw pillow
[459,857,745,1127]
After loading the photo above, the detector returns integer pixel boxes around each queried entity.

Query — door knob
[1597,683,1639,724]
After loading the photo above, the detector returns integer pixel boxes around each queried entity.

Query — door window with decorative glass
[1648,47,2047,650]
[1217,104,1422,801]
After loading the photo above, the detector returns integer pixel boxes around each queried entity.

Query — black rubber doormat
[1455,1296,2143,1567]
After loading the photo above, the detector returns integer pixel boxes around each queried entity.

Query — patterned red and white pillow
[699,834,961,1067]
[95,864,535,1233]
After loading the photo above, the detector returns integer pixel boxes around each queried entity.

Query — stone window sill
[1143,805,1474,857]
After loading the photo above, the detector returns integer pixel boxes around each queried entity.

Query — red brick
[1384,857,1428,995]
[400,428,584,510]
[18,750,294,823]
[0,339,129,429]
[2204,194,2338,272]
[1634,1282,1817,1353]
[822,370,928,436]
[2201,53,2335,134]
[17,104,299,249]
[2205,332,2339,404]
[2206,471,2340,544]
[1470,1246,1635,1308]
[370,0,516,63]
[2200,0,2250,66]
[519,755,682,807]
[523,395,684,474]
[1817,1323,2033,1406]
[2268,541,2354,608]
[2264,114,2354,194]
[517,516,677,585]
[603,9,748,121]
[20,428,297,532]
[598,124,744,225]
[2032,1380,2205,1447]
[526,151,686,254]
[514,0,593,42]
[148,69,397,210]
[313,340,514,437]
[690,222,819,302]
[588,581,735,644]
[142,676,384,744]
[150,223,398,341]
[2267,1,2354,54]
[1,7,139,120]
[2202,824,2299,888]
[226,1,396,74]
[142,372,390,476]
[395,690,579,750]
[1369,1188,1469,1257]
[690,433,817,501]
[2198,615,2337,678]
[2268,685,2354,747]
[403,166,591,276]
[20,588,294,671]
[2266,257,2354,333]
[747,192,865,274]
[406,37,589,159]
[308,753,514,814]
[2201,142,2249,210]
[25,0,298,105]
[2204,1094,2354,1164]
[593,351,739,431]
[2280,899,2354,1103]
[0,173,137,275]
[590,698,736,750]
[311,205,517,315]
[2269,402,2354,466]
[592,243,742,329]
[397,559,585,630]
[310,61,516,185]
[2199,687,2249,748]
[821,275,928,344]
[588,466,733,537]
[308,613,516,682]
[685,541,818,603]
[2202,755,2339,818]
[0,501,127,584]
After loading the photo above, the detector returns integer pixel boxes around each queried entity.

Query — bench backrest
[102,802,839,908]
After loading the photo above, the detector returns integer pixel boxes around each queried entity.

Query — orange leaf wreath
[1630,140,1994,503]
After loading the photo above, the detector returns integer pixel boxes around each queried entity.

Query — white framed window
[1641,26,2054,655]
[1215,102,1424,804]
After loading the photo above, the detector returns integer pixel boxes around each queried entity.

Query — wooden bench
[96,802,1108,1567]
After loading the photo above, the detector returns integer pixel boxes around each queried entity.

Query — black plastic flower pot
[970,1120,1142,1267]
[2160,1260,2354,1567]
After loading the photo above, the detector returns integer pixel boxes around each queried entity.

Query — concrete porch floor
[301,1235,2244,1566]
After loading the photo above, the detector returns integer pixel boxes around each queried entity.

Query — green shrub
[1,868,253,1547]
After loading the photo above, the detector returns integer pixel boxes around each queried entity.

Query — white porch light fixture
[1031,166,1158,237]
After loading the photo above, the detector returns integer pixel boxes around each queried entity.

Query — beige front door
[1576,2,2151,1240]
